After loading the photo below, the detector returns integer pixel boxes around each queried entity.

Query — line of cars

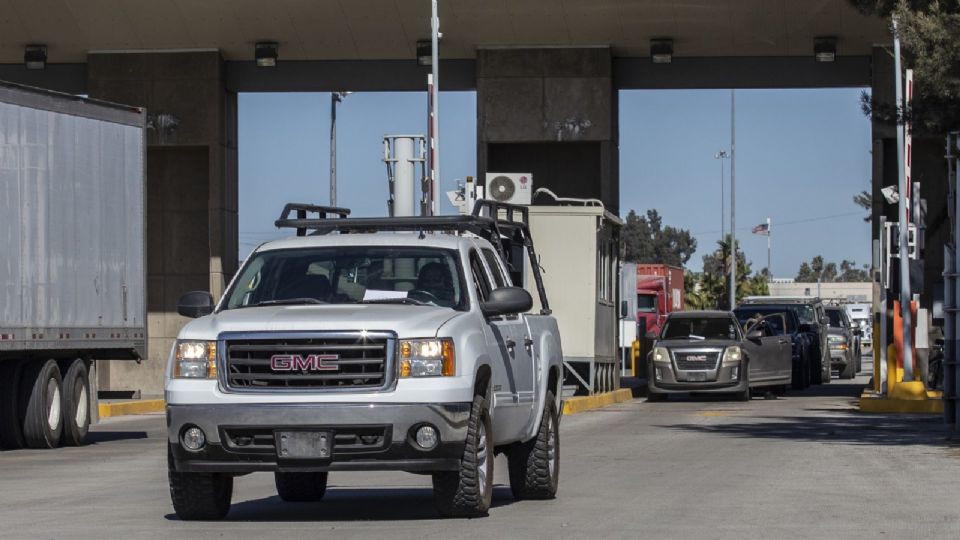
[647,296,865,400]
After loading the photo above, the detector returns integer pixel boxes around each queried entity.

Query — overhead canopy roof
[0,0,889,63]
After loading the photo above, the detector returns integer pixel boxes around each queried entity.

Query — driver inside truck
[416,262,455,304]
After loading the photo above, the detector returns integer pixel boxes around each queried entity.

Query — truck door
[743,317,781,382]
[470,248,533,441]
[765,314,793,381]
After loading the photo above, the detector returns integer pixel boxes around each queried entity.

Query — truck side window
[469,251,492,302]
[481,248,507,288]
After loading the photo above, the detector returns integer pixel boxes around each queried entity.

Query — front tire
[840,360,856,380]
[168,448,233,520]
[509,391,559,500]
[433,394,493,518]
[274,472,328,502]
[60,359,90,447]
[20,359,63,449]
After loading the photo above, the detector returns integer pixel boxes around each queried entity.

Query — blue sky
[239,88,871,278]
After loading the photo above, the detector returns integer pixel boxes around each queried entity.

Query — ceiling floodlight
[814,37,837,63]
[24,45,47,70]
[881,185,900,204]
[650,38,673,64]
[255,42,278,67]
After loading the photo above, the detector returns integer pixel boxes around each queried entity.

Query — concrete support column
[87,51,238,395]
[477,47,619,214]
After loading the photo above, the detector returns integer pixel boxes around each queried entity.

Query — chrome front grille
[220,332,396,392]
[672,350,721,371]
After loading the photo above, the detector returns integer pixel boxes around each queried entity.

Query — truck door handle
[524,337,534,348]
[506,339,516,349]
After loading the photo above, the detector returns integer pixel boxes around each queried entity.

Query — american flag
[752,223,769,235]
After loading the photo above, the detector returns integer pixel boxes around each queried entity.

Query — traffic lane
[0,374,957,540]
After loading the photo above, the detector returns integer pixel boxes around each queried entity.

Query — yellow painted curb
[858,391,944,414]
[99,399,166,418]
[562,388,633,415]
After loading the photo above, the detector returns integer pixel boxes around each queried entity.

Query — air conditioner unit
[483,173,532,205]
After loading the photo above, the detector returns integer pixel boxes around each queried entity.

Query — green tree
[795,256,872,282]
[622,209,697,266]
[684,271,713,310]
[851,1,960,133]
[700,235,761,309]
[853,190,873,222]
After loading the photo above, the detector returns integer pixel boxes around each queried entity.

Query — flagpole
[767,217,772,278]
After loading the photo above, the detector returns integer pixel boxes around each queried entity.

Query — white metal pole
[720,155,725,239]
[767,217,772,277]
[430,0,440,216]
[729,90,737,310]
[893,17,914,381]
[330,93,337,206]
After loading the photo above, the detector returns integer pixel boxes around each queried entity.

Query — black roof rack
[272,200,551,314]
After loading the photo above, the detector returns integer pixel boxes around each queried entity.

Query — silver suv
[165,203,564,520]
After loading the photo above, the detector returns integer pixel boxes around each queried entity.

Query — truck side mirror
[481,287,533,317]
[178,291,215,318]
[746,328,763,340]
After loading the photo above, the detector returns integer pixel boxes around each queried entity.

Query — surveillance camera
[881,185,900,204]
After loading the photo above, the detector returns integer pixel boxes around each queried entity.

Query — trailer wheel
[0,360,26,450]
[19,360,63,449]
[274,472,328,502]
[60,359,90,446]
[168,447,233,520]
[508,390,559,500]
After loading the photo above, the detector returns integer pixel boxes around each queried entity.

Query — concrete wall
[87,51,238,396]
[477,47,619,214]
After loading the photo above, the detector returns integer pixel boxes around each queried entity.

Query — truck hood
[657,338,739,350]
[178,304,464,340]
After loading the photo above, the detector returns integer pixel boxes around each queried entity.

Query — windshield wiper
[357,298,429,306]
[255,298,327,306]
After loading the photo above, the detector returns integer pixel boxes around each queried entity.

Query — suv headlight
[652,346,670,363]
[722,346,742,366]
[828,335,848,350]
[173,340,217,379]
[400,338,455,377]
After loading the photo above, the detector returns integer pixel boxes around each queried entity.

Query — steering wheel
[407,289,440,304]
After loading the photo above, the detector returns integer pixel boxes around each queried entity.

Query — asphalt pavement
[1,361,958,540]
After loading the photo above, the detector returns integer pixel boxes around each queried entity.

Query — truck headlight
[828,335,847,350]
[400,338,455,377]
[722,346,742,366]
[173,340,217,379]
[652,346,670,363]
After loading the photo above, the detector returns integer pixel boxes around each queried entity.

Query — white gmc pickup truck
[166,203,564,520]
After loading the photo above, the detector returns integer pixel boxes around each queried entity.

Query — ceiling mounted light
[24,45,47,70]
[255,42,278,67]
[814,37,837,63]
[416,39,434,66]
[650,38,673,64]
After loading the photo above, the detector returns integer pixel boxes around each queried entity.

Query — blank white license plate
[275,431,332,459]
[685,372,708,382]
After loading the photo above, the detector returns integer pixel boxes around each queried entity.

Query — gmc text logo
[270,354,340,371]
[685,355,708,361]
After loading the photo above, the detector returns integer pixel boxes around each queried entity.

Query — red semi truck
[635,264,685,336]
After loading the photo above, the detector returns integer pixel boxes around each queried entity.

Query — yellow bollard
[873,321,881,393]
[631,340,640,377]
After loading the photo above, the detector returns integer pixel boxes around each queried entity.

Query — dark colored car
[733,307,810,389]
[739,297,832,385]
[647,311,792,401]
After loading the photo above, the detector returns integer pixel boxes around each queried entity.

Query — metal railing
[945,132,959,428]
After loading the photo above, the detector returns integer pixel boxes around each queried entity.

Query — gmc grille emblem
[685,355,708,361]
[270,354,340,371]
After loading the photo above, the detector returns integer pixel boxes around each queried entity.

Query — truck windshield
[637,294,657,312]
[825,309,844,328]
[223,246,466,310]
[661,317,739,341]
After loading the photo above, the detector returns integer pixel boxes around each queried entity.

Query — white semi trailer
[0,81,146,449]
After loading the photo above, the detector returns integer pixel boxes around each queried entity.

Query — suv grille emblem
[270,354,339,371]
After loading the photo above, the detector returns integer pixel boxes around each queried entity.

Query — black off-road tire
[432,394,493,518]
[60,359,90,447]
[508,391,559,500]
[274,472,328,502]
[840,360,856,380]
[20,359,63,449]
[168,448,233,520]
[0,359,25,450]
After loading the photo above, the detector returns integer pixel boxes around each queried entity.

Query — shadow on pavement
[166,485,517,522]
[86,431,150,444]
[659,412,956,448]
